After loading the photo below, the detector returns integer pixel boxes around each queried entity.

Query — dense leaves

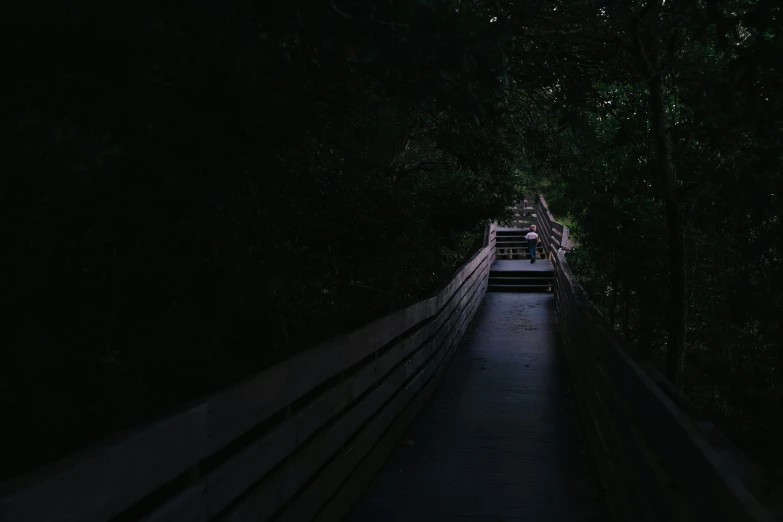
[502,0,783,480]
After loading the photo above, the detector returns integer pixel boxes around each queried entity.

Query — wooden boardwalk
[491,258,554,272]
[344,292,606,521]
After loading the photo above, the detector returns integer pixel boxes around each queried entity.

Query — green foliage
[507,0,783,479]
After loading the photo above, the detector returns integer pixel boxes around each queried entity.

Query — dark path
[344,292,606,521]
[491,258,554,272]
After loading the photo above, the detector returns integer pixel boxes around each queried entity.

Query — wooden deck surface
[491,259,554,272]
[343,292,606,521]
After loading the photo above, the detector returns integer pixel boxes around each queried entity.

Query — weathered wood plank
[198,261,489,519]
[0,227,495,522]
[219,262,490,522]
[138,485,207,522]
[275,284,482,522]
[551,239,777,522]
[0,405,208,522]
[205,248,490,455]
[313,280,489,522]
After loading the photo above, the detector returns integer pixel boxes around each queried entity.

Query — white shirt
[526,232,538,241]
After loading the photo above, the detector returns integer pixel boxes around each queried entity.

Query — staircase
[488,228,554,293]
[504,201,535,229]
[494,228,545,260]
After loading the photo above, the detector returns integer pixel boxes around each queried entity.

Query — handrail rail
[531,194,570,250]
[532,194,778,522]
[0,224,497,522]
[4,203,777,522]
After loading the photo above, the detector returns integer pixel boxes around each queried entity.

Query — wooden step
[488,277,554,284]
[487,284,552,293]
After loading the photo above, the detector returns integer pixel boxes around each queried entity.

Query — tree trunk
[645,44,688,385]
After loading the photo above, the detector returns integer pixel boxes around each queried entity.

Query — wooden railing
[531,194,779,522]
[526,194,569,253]
[0,225,497,522]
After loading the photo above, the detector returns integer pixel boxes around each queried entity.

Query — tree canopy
[502,0,782,480]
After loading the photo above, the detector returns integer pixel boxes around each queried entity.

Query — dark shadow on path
[344,292,606,521]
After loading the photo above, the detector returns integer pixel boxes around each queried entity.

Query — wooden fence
[526,194,569,253]
[531,194,779,522]
[0,225,497,522]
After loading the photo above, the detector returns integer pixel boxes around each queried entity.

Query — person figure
[526,225,540,263]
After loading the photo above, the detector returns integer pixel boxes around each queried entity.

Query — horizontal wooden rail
[530,194,778,522]
[528,194,569,252]
[0,225,497,522]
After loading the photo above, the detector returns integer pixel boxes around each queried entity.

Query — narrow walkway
[345,292,605,521]
[491,258,554,272]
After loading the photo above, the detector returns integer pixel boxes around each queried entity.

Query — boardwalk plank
[344,293,606,522]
